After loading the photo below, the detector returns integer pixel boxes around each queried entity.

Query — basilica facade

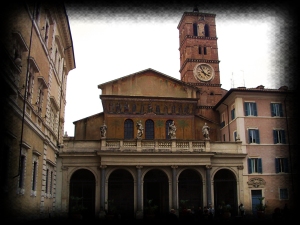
[57,8,296,220]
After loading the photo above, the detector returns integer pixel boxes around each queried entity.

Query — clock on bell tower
[177,7,224,121]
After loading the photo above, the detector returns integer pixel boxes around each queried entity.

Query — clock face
[193,63,214,81]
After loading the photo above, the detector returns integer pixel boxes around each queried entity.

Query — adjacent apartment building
[1,2,75,222]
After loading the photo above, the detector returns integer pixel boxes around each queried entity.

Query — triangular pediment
[98,68,199,98]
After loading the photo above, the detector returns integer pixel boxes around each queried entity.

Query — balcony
[62,137,243,154]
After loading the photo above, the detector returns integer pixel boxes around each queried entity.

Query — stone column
[136,166,143,219]
[206,165,212,205]
[61,166,69,214]
[237,165,244,205]
[171,165,178,210]
[100,165,107,209]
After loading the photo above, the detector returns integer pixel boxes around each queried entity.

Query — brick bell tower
[177,6,225,122]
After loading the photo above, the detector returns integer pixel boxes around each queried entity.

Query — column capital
[205,165,212,170]
[61,166,68,170]
[171,165,178,169]
[99,165,107,169]
[136,165,143,169]
[237,165,244,170]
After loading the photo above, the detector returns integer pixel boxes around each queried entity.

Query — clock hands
[199,65,209,77]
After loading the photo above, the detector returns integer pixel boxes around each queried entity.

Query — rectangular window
[220,113,225,128]
[273,130,286,144]
[280,188,288,200]
[45,22,49,41]
[198,46,202,54]
[248,129,260,144]
[231,104,235,120]
[275,158,289,173]
[271,103,283,117]
[223,134,225,141]
[32,161,37,191]
[193,23,198,36]
[248,158,262,174]
[26,72,34,102]
[50,171,53,195]
[45,169,49,193]
[36,88,44,114]
[19,155,26,188]
[244,102,257,116]
[204,47,207,55]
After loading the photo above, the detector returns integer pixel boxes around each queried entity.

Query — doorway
[107,169,134,219]
[251,189,262,214]
[214,169,238,216]
[143,169,169,218]
[69,169,96,219]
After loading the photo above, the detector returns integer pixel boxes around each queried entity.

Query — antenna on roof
[231,72,234,88]
[241,70,245,87]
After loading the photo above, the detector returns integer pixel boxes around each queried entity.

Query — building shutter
[256,130,260,144]
[248,158,252,174]
[258,158,262,173]
[273,130,278,144]
[253,103,257,116]
[275,158,279,173]
[244,103,249,116]
[270,103,275,117]
[279,104,283,117]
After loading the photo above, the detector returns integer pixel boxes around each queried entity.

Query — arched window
[145,119,154,140]
[204,24,209,37]
[124,119,134,139]
[193,23,198,36]
[165,120,173,140]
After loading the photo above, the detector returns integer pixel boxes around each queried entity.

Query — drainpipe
[14,3,35,178]
[284,94,293,192]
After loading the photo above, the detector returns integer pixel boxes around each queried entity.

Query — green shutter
[270,103,275,117]
[253,103,257,116]
[279,104,283,117]
[248,158,252,174]
[256,130,260,144]
[244,102,249,116]
[258,158,262,173]
[273,130,278,144]
[275,158,279,173]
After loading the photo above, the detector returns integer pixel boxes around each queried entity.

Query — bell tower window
[198,46,202,54]
[204,24,209,37]
[193,23,198,36]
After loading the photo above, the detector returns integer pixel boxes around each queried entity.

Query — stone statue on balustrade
[202,122,210,139]
[100,121,107,138]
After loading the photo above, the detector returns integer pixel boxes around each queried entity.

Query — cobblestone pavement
[9,213,294,225]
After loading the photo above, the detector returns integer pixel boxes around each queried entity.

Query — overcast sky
[64,3,293,136]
